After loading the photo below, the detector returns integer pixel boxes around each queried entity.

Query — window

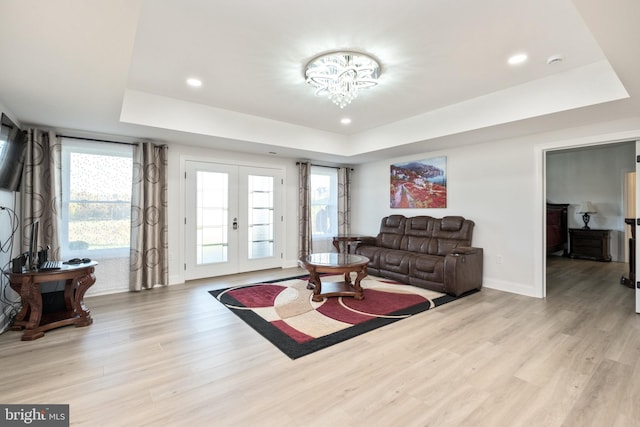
[310,166,338,252]
[60,140,133,259]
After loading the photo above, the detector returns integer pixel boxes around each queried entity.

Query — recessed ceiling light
[341,118,352,125]
[508,53,528,65]
[186,77,202,87]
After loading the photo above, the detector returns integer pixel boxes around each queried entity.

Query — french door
[636,141,640,313]
[184,161,283,280]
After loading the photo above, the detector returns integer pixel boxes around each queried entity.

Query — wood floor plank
[0,259,639,426]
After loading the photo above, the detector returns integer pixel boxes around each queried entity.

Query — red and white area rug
[209,274,475,359]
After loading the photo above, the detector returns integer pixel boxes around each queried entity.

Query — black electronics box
[11,254,27,273]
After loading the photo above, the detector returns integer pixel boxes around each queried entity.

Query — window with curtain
[310,166,338,252]
[60,138,133,295]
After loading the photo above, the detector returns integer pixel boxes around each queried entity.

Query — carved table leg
[9,281,28,330]
[344,272,352,286]
[310,271,324,302]
[306,265,317,290]
[20,277,44,340]
[352,267,367,300]
[73,269,95,326]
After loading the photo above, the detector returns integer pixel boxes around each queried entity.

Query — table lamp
[578,201,597,230]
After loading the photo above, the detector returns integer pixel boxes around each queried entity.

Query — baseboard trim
[482,278,543,298]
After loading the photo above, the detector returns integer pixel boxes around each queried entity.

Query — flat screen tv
[0,113,26,192]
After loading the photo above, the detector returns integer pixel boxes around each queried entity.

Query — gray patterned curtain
[337,167,352,236]
[21,129,62,260]
[298,162,312,258]
[130,142,168,291]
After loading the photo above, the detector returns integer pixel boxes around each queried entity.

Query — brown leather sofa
[355,215,483,296]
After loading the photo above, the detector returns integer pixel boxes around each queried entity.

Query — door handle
[233,218,238,230]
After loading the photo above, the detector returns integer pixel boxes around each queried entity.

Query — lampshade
[578,201,597,214]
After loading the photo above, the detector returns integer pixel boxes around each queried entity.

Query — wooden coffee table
[300,253,370,302]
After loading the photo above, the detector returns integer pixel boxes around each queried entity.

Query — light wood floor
[1,258,639,427]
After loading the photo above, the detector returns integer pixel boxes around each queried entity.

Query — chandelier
[304,51,381,108]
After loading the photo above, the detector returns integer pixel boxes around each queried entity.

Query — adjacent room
[1,1,639,426]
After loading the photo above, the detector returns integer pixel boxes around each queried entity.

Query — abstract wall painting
[390,157,447,208]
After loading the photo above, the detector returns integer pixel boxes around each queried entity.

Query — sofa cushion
[433,216,474,241]
[441,216,464,231]
[379,232,403,250]
[432,216,474,256]
[409,254,444,283]
[435,239,464,256]
[378,249,411,274]
[402,216,434,253]
[382,214,405,229]
[404,216,435,234]
[356,245,381,269]
[376,215,406,249]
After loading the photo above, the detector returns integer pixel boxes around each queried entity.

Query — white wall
[546,142,635,262]
[352,139,538,296]
[165,142,301,286]
[352,119,640,298]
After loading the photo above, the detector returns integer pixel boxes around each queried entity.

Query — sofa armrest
[357,236,378,247]
[451,246,478,256]
[444,247,483,296]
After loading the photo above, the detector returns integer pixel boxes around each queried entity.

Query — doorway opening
[544,141,635,297]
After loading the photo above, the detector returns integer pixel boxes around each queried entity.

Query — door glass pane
[197,171,228,264]
[311,166,338,252]
[248,175,274,259]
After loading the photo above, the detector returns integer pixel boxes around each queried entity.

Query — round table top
[303,252,369,267]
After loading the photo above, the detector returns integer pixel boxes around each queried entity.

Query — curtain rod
[296,162,354,171]
[57,134,137,146]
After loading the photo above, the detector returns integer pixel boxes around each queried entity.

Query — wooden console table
[7,262,97,341]
[332,234,370,253]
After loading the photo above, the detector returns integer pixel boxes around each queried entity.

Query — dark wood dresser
[547,203,569,255]
[568,228,611,262]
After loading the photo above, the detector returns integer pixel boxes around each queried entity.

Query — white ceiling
[0,0,638,164]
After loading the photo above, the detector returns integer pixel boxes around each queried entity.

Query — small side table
[568,228,611,262]
[332,234,370,253]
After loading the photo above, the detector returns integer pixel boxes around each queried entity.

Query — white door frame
[537,131,640,303]
[635,141,640,312]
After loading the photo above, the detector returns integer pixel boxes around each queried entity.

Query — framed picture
[390,156,447,208]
